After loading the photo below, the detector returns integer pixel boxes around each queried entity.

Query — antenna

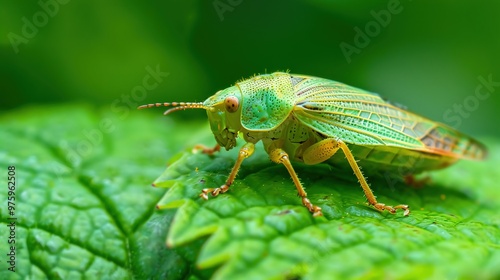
[137,102,209,115]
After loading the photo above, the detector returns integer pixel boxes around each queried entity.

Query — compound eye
[224,96,239,113]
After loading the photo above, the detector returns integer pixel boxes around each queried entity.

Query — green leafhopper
[139,72,487,217]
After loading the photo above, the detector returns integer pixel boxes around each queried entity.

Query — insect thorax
[242,116,320,162]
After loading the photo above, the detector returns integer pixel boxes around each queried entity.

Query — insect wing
[291,75,486,160]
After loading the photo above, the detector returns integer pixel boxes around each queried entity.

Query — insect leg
[302,138,340,165]
[335,139,410,216]
[193,143,221,155]
[199,142,254,199]
[269,148,323,217]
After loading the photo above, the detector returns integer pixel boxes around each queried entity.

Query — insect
[138,72,487,217]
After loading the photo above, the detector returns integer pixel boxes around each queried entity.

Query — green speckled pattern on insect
[237,73,295,131]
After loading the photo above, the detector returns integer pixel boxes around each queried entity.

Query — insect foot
[302,197,323,217]
[199,184,230,200]
[373,203,410,216]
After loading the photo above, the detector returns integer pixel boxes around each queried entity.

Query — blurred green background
[1,0,499,138]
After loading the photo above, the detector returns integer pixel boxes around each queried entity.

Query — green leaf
[0,104,208,279]
[155,136,500,278]
[1,104,499,279]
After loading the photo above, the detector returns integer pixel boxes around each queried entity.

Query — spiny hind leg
[199,143,254,199]
[303,138,410,216]
[269,148,323,217]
